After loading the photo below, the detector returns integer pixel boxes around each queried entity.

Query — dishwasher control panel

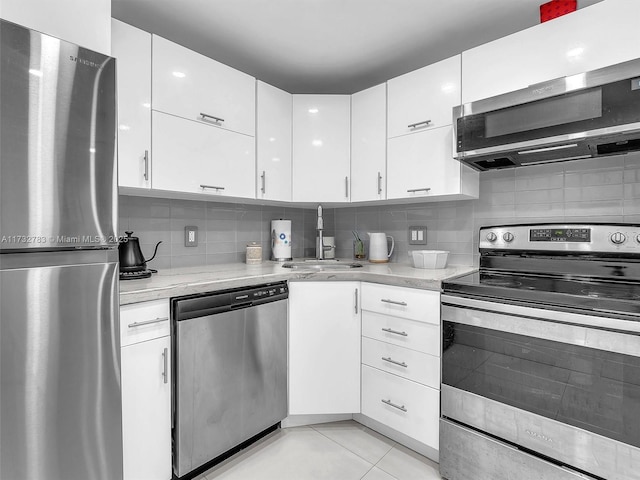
[232,283,289,305]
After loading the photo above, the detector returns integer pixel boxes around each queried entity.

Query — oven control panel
[479,224,640,253]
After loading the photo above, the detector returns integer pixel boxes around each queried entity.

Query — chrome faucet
[316,204,327,260]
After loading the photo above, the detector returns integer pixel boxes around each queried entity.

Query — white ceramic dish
[410,250,449,269]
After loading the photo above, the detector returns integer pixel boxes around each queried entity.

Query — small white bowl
[410,250,449,269]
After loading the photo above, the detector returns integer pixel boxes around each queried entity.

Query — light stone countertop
[119,260,477,305]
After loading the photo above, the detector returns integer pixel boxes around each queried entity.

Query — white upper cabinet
[152,111,255,198]
[256,81,292,202]
[111,20,152,189]
[386,54,477,201]
[2,0,111,54]
[351,84,387,202]
[387,126,477,200]
[462,0,640,103]
[387,55,461,138]
[292,95,351,202]
[152,35,256,136]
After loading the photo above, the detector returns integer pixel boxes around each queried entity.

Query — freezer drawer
[0,260,122,480]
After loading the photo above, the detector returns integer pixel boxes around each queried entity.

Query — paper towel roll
[271,219,292,261]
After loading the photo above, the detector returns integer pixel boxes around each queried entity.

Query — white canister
[271,219,292,261]
[246,242,262,265]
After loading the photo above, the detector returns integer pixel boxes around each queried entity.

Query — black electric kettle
[119,231,162,272]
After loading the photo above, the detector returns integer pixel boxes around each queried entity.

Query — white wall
[0,0,111,54]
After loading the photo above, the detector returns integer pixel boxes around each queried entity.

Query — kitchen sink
[282,260,363,270]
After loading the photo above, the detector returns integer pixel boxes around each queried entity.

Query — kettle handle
[144,241,163,263]
[387,235,395,258]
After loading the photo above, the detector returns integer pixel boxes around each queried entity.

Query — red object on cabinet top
[540,0,577,23]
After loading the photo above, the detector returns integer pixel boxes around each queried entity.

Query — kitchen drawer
[362,365,439,450]
[362,311,440,356]
[361,283,440,324]
[120,299,170,347]
[362,337,439,388]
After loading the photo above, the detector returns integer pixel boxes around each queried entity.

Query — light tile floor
[199,420,442,480]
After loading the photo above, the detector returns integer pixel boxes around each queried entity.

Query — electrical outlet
[185,226,198,247]
[408,226,427,245]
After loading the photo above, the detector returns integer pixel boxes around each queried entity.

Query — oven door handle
[441,299,640,358]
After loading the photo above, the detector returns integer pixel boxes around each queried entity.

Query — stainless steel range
[440,223,640,480]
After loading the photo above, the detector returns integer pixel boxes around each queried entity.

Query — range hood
[453,58,640,171]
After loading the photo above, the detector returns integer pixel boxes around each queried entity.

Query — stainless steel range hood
[453,58,640,171]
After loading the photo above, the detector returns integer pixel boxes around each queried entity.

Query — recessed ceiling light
[29,69,43,77]
[269,137,276,142]
[142,103,151,108]
[172,71,186,78]
[119,125,131,131]
[312,139,323,147]
[308,108,319,114]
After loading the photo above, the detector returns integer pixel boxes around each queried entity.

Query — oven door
[440,294,640,480]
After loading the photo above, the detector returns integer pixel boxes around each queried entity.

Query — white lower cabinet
[362,365,439,450]
[120,300,171,480]
[360,283,441,452]
[288,281,361,415]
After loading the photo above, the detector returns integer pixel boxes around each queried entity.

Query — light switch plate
[185,226,198,247]
[408,226,427,245]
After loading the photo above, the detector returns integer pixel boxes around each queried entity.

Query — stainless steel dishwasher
[172,282,288,479]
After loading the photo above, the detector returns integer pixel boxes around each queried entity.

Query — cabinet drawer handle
[382,356,407,368]
[345,176,349,198]
[381,327,408,337]
[162,348,168,384]
[408,120,431,130]
[381,398,407,412]
[355,288,359,314]
[260,171,266,194]
[199,112,225,124]
[143,150,149,181]
[377,172,382,195]
[406,187,431,194]
[128,317,168,328]
[381,298,407,306]
[200,184,225,191]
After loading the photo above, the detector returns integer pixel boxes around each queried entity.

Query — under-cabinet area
[120,277,444,480]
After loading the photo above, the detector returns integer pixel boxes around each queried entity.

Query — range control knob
[637,234,640,244]
[486,232,498,242]
[503,232,515,243]
[611,232,627,245]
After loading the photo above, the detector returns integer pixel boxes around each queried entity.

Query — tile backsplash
[118,196,332,270]
[119,152,640,270]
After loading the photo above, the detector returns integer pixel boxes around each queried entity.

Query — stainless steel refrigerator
[0,19,122,480]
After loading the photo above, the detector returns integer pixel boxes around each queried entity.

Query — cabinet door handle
[381,298,407,306]
[162,348,168,384]
[345,176,349,198]
[200,184,225,191]
[377,172,382,195]
[260,171,266,194]
[406,187,431,194]
[381,398,407,412]
[143,150,149,181]
[382,356,407,368]
[408,120,431,130]
[381,327,408,337]
[355,288,359,314]
[128,317,168,328]
[199,112,225,124]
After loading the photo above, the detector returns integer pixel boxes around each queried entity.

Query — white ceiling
[111,0,604,94]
